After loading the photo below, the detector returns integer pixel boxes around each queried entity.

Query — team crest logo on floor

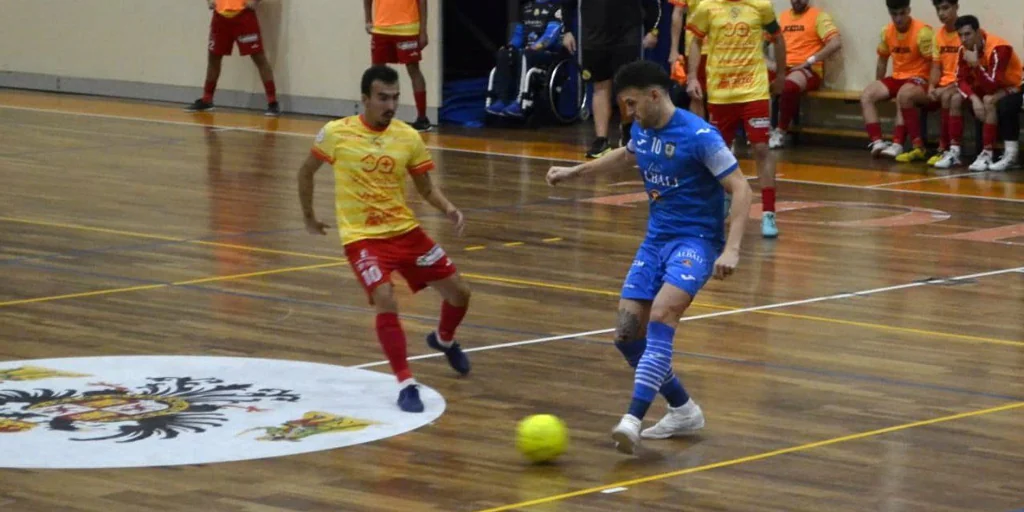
[0,366,91,383]
[241,411,377,442]
[0,356,445,469]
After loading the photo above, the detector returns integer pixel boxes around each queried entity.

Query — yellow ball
[516,414,568,463]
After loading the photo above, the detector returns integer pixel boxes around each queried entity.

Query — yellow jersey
[312,116,434,245]
[687,0,780,104]
[671,0,709,56]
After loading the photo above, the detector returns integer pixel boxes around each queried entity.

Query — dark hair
[886,0,910,10]
[360,65,399,96]
[613,61,675,95]
[955,15,979,31]
[931,0,957,6]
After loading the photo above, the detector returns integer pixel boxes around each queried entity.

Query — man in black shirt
[563,0,662,158]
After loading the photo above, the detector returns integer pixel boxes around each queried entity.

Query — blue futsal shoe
[486,100,507,116]
[426,332,471,376]
[762,211,779,238]
[397,384,424,413]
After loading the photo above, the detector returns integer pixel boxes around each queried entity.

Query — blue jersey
[626,108,738,247]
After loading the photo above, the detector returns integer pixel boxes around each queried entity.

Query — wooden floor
[0,89,1022,512]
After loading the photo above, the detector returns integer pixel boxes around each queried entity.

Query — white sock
[949,145,961,156]
[399,378,417,388]
[1004,141,1019,159]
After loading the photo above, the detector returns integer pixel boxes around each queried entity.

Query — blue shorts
[621,237,718,301]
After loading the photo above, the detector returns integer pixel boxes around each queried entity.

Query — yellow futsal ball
[516,414,568,463]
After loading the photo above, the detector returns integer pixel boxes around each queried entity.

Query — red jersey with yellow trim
[312,116,434,245]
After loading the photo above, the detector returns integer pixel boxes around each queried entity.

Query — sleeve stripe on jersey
[821,29,839,43]
[409,160,435,175]
[626,139,637,154]
[686,24,706,39]
[706,146,739,178]
[311,147,334,164]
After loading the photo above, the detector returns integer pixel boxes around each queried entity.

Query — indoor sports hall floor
[0,89,1022,512]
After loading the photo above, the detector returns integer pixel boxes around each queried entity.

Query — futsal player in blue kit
[547,60,753,455]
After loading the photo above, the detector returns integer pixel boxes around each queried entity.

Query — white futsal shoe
[611,414,643,455]
[641,400,706,439]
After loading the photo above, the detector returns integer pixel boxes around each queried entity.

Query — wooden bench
[779,88,987,153]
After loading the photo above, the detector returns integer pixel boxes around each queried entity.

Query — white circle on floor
[0,356,444,469]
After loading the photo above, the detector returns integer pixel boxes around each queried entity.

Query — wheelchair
[485,48,590,127]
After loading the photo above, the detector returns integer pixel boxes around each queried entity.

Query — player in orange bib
[769,0,842,150]
[185,0,279,116]
[954,16,1023,172]
[364,0,432,131]
[297,65,473,413]
[860,0,935,160]
[687,0,787,238]
[919,0,963,168]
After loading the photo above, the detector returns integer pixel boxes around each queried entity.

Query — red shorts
[768,68,822,91]
[344,227,456,303]
[209,10,264,56]
[880,76,928,99]
[708,100,771,146]
[371,33,422,65]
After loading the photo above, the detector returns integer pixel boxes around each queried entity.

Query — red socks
[762,187,776,213]
[375,313,412,382]
[263,80,277,104]
[983,123,998,150]
[778,80,802,132]
[202,80,217,103]
[949,114,964,147]
[939,108,950,150]
[900,108,923,148]
[438,301,468,343]
[892,124,907,146]
[866,122,883,142]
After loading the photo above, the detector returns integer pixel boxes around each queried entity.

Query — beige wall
[770,0,1024,91]
[0,0,441,111]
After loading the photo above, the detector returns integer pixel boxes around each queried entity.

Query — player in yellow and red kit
[687,0,787,238]
[297,65,472,414]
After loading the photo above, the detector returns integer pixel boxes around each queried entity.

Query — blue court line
[0,198,559,269]
[0,227,299,267]
[0,136,183,159]
[13,261,1023,403]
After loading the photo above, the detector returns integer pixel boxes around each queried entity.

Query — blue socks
[615,321,689,421]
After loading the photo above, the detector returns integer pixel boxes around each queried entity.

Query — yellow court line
[474,402,1024,512]
[0,262,346,308]
[542,237,563,243]
[465,245,487,252]
[3,216,1020,347]
[503,242,525,247]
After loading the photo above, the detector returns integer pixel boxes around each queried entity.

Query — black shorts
[581,44,640,83]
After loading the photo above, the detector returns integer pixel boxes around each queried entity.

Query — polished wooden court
[1,89,1022,512]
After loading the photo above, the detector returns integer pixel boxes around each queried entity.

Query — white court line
[867,172,980,188]
[3,104,1023,203]
[352,265,1024,369]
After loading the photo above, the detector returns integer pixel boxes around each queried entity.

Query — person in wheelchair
[486,0,565,118]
